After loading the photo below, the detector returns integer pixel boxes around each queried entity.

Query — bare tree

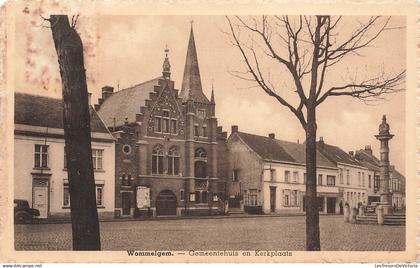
[226,15,405,251]
[47,15,101,250]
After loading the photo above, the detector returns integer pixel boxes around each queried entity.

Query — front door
[33,186,48,218]
[156,190,177,216]
[270,187,276,212]
[122,192,131,215]
[327,197,336,214]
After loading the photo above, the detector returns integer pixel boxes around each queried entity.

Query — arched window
[152,145,164,174]
[167,147,180,175]
[195,161,207,178]
[194,147,207,158]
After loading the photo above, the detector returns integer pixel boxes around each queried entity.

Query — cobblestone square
[14,215,405,251]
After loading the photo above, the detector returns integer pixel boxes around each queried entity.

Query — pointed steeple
[162,45,171,79]
[179,22,209,104]
[210,79,215,104]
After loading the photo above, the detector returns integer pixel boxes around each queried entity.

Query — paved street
[15,215,405,251]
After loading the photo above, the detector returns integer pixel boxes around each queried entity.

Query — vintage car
[14,199,40,223]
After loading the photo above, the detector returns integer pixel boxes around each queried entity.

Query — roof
[236,132,336,168]
[14,93,109,133]
[97,77,161,127]
[317,142,362,167]
[179,26,209,104]
[355,149,381,172]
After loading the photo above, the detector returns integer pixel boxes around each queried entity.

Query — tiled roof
[236,132,336,168]
[318,142,362,167]
[355,150,381,172]
[97,77,161,127]
[14,93,109,133]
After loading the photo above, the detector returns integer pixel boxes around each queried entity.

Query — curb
[18,213,341,225]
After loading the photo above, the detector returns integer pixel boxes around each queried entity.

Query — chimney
[268,133,275,139]
[364,145,372,155]
[318,136,324,149]
[88,92,92,106]
[349,151,354,157]
[102,86,114,102]
[231,125,238,133]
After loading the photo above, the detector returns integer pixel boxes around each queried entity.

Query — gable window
[284,171,290,183]
[96,185,104,207]
[167,147,180,175]
[170,119,177,134]
[318,174,323,185]
[152,145,164,174]
[34,144,48,168]
[327,175,335,186]
[154,117,162,132]
[194,125,199,136]
[202,125,207,137]
[197,109,206,119]
[233,169,239,182]
[162,110,170,133]
[63,184,70,207]
[92,149,104,170]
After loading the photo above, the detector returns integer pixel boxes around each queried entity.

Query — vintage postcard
[0,0,417,263]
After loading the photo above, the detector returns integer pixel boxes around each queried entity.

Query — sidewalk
[22,211,341,225]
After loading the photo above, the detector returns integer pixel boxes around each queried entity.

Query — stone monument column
[375,115,394,215]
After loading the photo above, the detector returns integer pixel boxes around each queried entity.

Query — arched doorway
[156,190,177,216]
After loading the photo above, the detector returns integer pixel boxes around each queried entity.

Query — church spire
[179,22,209,103]
[210,79,215,104]
[162,45,171,79]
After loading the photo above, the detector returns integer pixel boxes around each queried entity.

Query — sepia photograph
[0,0,417,264]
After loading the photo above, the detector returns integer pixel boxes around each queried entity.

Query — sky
[13,9,406,173]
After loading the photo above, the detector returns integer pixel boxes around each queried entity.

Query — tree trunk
[49,15,101,250]
[305,105,320,251]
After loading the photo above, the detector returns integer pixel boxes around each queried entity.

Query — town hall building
[96,26,229,218]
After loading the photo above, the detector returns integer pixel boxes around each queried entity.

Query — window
[202,125,207,137]
[346,170,350,185]
[180,190,185,202]
[318,174,323,185]
[92,149,104,170]
[96,185,104,206]
[194,161,207,178]
[362,172,365,187]
[303,173,307,184]
[368,175,372,188]
[171,119,177,134]
[270,169,276,182]
[293,171,299,183]
[248,189,258,206]
[167,147,180,175]
[64,147,67,169]
[284,171,290,183]
[339,168,343,184]
[152,145,164,174]
[202,191,208,203]
[358,172,361,186]
[195,148,207,158]
[327,175,335,186]
[34,144,48,168]
[189,193,196,202]
[155,117,162,132]
[194,125,199,136]
[162,111,170,133]
[233,169,239,182]
[197,109,206,119]
[283,190,290,206]
[63,184,70,207]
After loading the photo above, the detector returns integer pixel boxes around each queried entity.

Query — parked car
[14,199,40,223]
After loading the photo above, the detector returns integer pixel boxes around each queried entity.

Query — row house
[14,93,116,219]
[227,127,341,215]
[96,26,229,217]
[355,146,405,210]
